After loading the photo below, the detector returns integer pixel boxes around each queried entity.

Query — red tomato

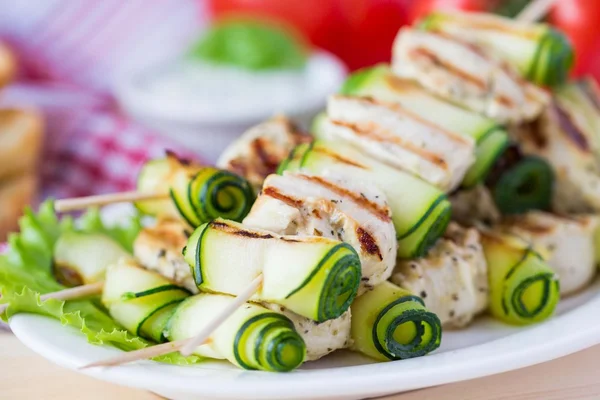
[206,0,409,71]
[549,0,600,78]
[407,0,491,24]
[206,0,343,54]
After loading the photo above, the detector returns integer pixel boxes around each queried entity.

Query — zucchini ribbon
[166,294,306,372]
[102,259,191,342]
[135,152,255,226]
[183,219,361,322]
[481,231,560,325]
[351,282,442,361]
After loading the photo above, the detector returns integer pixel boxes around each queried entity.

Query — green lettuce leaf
[0,200,199,365]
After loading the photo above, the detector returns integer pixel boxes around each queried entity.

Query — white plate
[9,205,600,399]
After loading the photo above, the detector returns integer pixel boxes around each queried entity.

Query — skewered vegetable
[420,11,573,87]
[480,230,559,325]
[243,172,397,294]
[391,223,488,328]
[217,116,310,190]
[392,28,549,124]
[135,152,255,226]
[339,64,509,188]
[102,259,191,342]
[262,304,351,361]
[485,145,554,215]
[513,78,600,213]
[183,218,361,322]
[498,212,599,296]
[135,218,352,361]
[53,231,130,286]
[351,281,441,361]
[323,95,475,191]
[167,293,306,372]
[279,140,451,258]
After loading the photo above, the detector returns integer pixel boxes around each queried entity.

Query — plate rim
[10,288,600,400]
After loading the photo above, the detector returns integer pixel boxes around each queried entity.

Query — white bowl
[115,52,347,163]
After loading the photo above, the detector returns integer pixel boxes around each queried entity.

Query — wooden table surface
[1,331,599,400]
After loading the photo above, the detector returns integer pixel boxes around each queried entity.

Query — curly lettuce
[0,200,199,365]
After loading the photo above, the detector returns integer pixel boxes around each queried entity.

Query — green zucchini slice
[481,231,560,325]
[170,166,255,228]
[183,219,361,322]
[420,11,573,87]
[351,281,441,361]
[166,293,306,371]
[278,140,451,258]
[53,231,130,286]
[486,146,554,215]
[102,259,191,342]
[339,64,509,188]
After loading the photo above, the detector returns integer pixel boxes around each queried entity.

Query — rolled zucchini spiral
[166,293,306,372]
[351,281,442,361]
[136,152,255,227]
[481,231,560,325]
[183,219,361,322]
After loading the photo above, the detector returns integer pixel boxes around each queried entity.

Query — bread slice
[0,108,44,181]
[0,43,16,89]
[0,172,37,240]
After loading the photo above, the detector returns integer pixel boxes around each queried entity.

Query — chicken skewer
[55,151,255,228]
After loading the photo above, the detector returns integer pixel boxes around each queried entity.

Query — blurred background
[0,0,598,239]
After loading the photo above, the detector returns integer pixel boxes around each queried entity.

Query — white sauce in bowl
[116,51,347,126]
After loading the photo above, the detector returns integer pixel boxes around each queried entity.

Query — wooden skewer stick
[0,281,104,314]
[516,0,558,23]
[54,191,168,213]
[80,275,264,369]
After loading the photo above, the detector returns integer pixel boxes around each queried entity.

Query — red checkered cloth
[0,0,204,200]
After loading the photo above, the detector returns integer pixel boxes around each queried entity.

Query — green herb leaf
[189,19,308,70]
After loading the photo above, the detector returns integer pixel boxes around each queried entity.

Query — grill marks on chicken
[323,95,475,191]
[217,116,309,190]
[392,28,548,124]
[244,172,397,294]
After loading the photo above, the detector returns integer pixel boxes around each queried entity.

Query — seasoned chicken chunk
[497,212,599,296]
[133,219,198,293]
[243,172,397,294]
[392,28,548,124]
[263,304,351,361]
[217,116,309,190]
[390,223,488,328]
[450,185,501,226]
[324,95,475,191]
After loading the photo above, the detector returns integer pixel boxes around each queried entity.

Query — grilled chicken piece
[497,212,599,296]
[392,28,548,124]
[513,80,600,213]
[263,304,351,361]
[450,185,501,226]
[243,172,397,294]
[390,222,488,328]
[133,218,198,293]
[217,116,309,190]
[324,95,475,191]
